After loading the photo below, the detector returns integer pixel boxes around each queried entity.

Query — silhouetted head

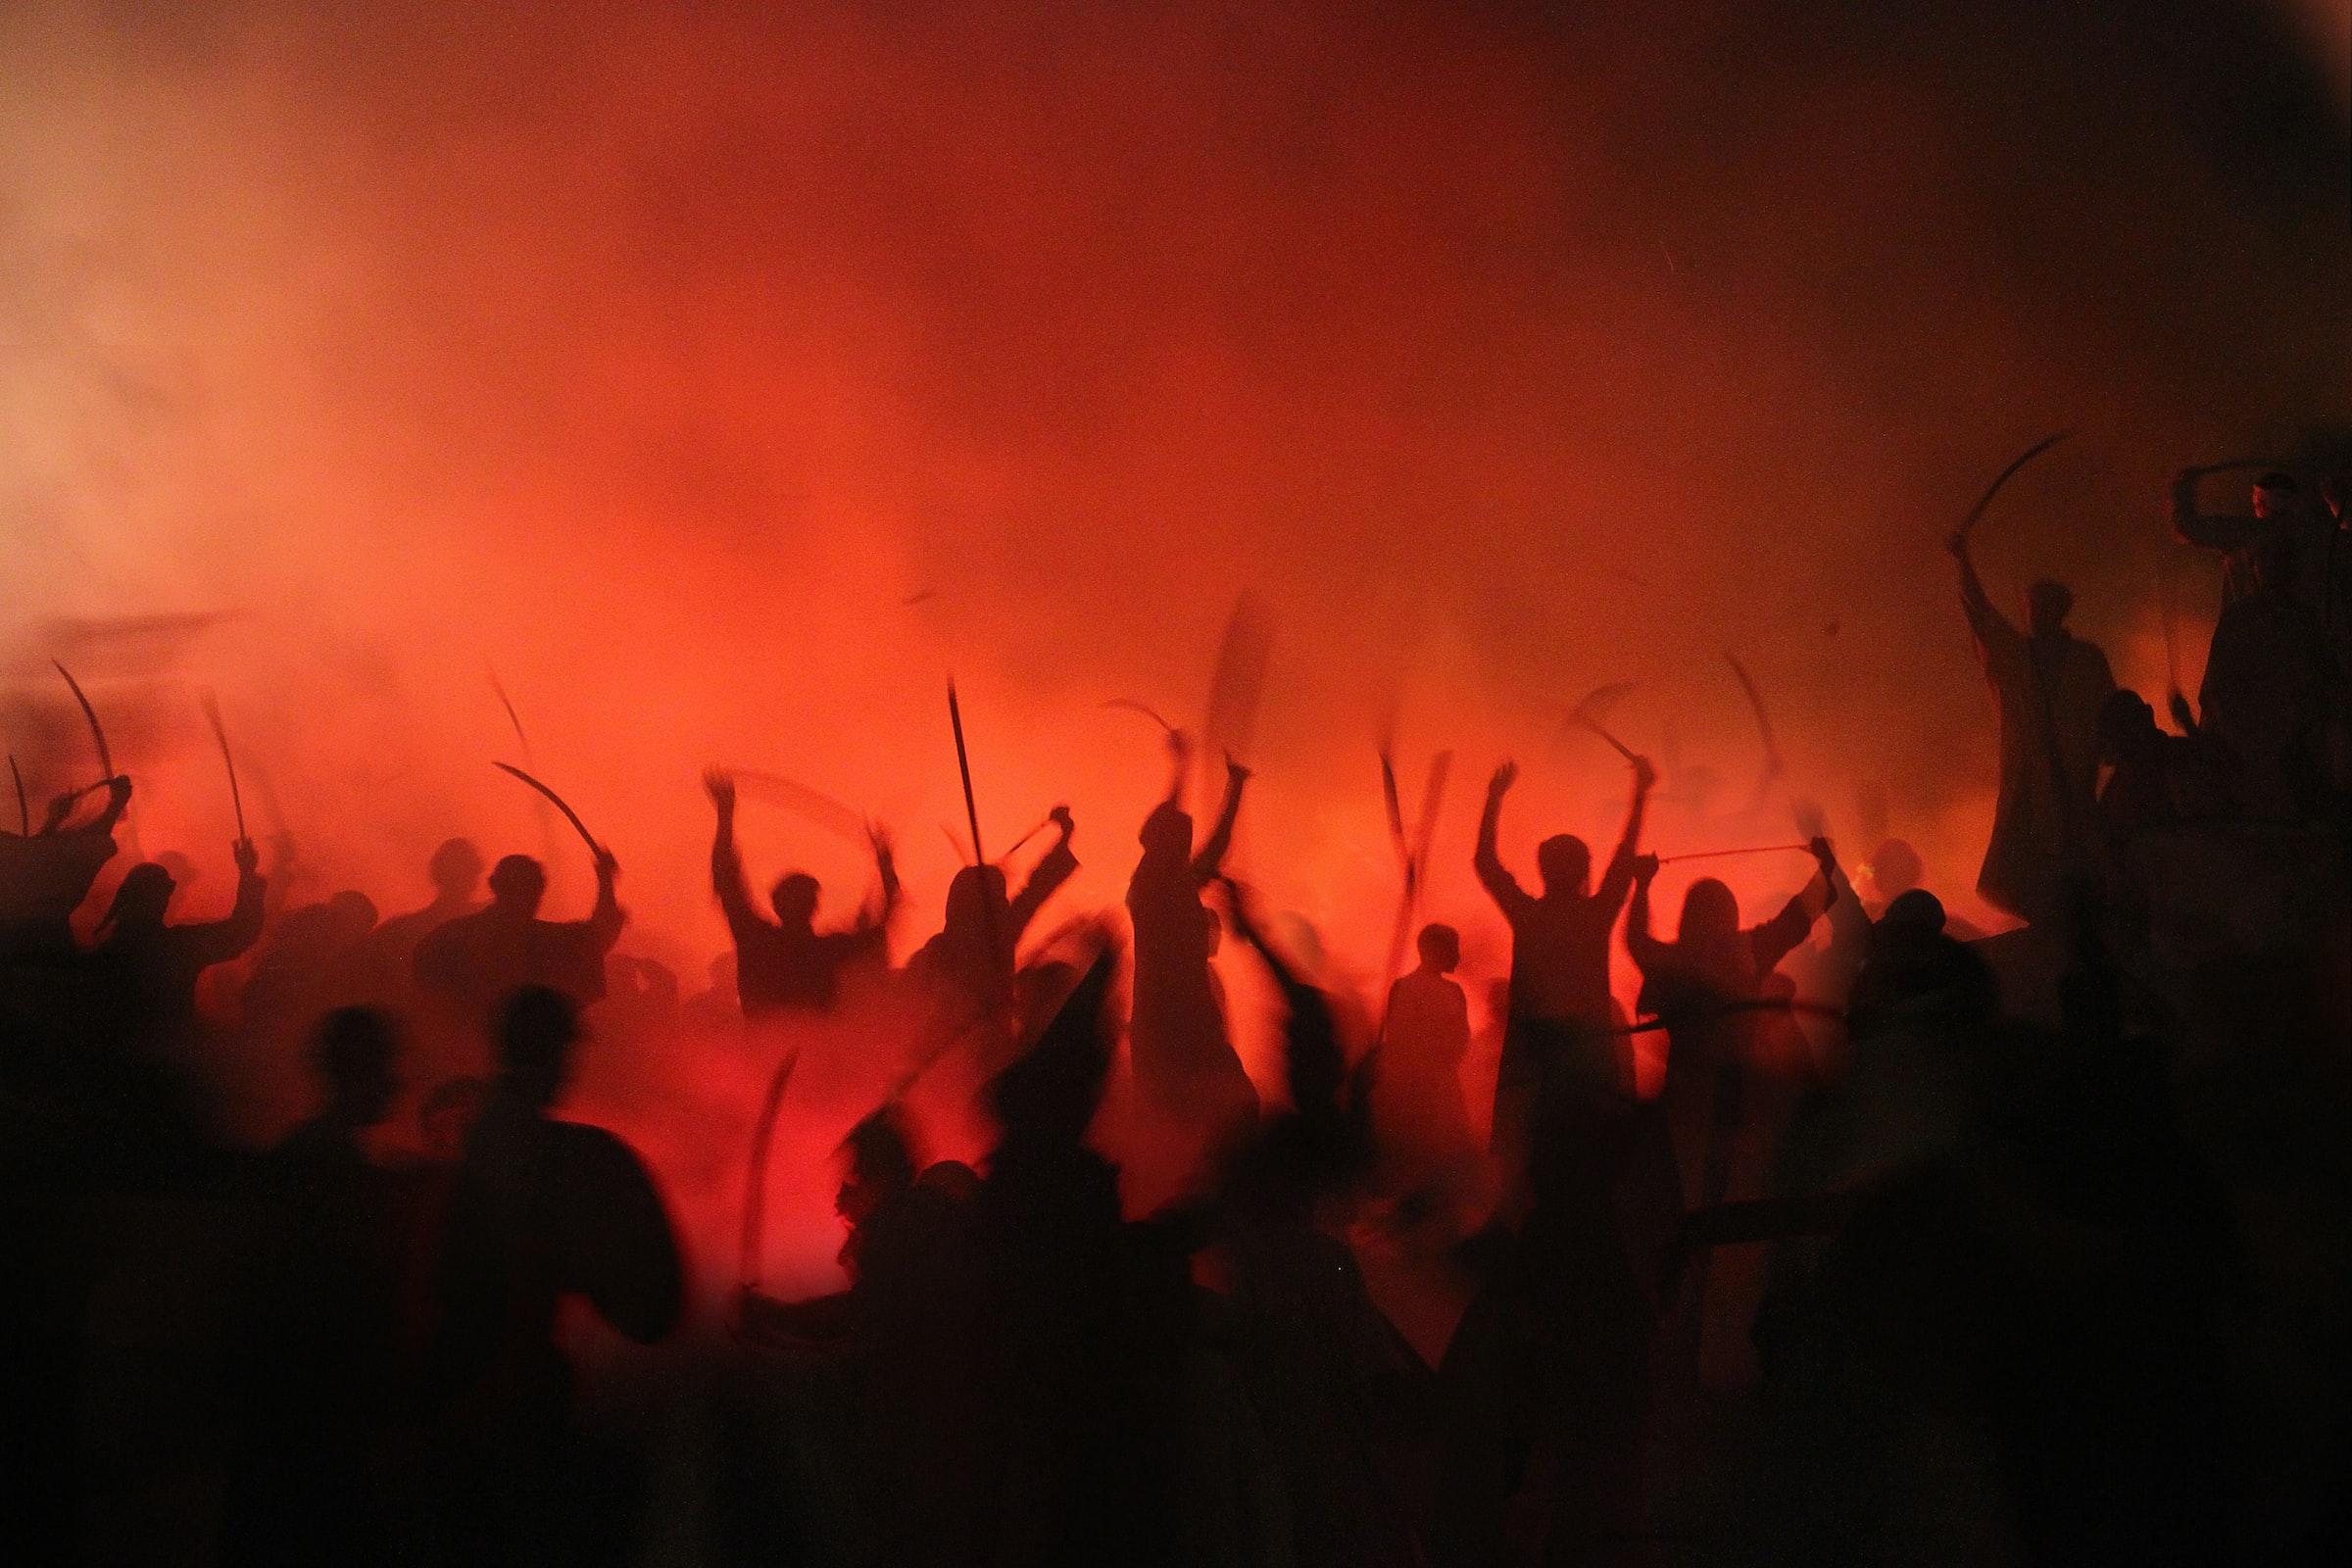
[836,1104,917,1226]
[494,984,578,1108]
[2252,471,2300,518]
[944,861,1009,931]
[486,855,546,915]
[1880,887,1947,937]
[1677,877,1740,949]
[1867,838,1923,900]
[429,837,485,900]
[768,872,820,928]
[1140,800,1193,858]
[2026,579,2074,639]
[324,889,378,946]
[2097,689,2162,761]
[104,862,175,933]
[1417,922,1460,973]
[309,1005,400,1128]
[420,1074,490,1157]
[916,1158,981,1203]
[1535,834,1592,898]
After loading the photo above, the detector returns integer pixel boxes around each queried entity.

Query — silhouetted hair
[495,984,578,1102]
[841,1104,918,1192]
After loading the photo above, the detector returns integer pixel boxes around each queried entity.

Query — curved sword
[52,661,113,783]
[492,761,602,857]
[200,693,247,842]
[1724,651,1783,784]
[1959,428,2072,541]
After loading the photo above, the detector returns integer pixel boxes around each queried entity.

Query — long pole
[948,680,984,864]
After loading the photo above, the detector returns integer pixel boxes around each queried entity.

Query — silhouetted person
[1375,922,1477,1178]
[412,849,622,1026]
[1214,879,1427,1568]
[743,1105,993,1567]
[0,774,129,961]
[1476,752,1654,1200]
[88,836,266,1048]
[426,986,683,1567]
[976,940,1198,1568]
[2197,532,2338,819]
[704,768,898,1017]
[1629,839,1838,1216]
[907,804,1077,1037]
[1127,735,1254,1149]
[242,891,379,1029]
[351,837,484,1000]
[225,1007,407,1566]
[2174,466,2319,612]
[1949,530,2115,928]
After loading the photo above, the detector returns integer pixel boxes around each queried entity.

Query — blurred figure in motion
[705,768,898,1017]
[0,773,130,962]
[224,1006,409,1567]
[425,985,683,1568]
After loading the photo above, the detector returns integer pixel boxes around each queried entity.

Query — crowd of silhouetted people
[4,459,2351,1566]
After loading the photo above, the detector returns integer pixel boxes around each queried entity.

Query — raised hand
[594,845,621,880]
[703,768,736,813]
[1632,755,1657,792]
[1489,759,1519,797]
[1632,853,1660,885]
[1049,804,1074,836]
[1225,750,1251,784]
[232,838,261,876]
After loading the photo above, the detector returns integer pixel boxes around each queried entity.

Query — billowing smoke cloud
[4,0,2346,1279]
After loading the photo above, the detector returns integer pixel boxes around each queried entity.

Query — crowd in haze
[4,460,2351,1566]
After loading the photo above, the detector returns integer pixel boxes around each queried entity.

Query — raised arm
[185,838,268,967]
[852,825,901,933]
[1948,531,2015,650]
[1594,755,1658,911]
[1190,757,1249,882]
[705,769,760,936]
[1624,854,1669,974]
[44,775,130,838]
[585,848,625,952]
[1006,807,1077,938]
[1473,760,1535,918]
[1751,837,1840,973]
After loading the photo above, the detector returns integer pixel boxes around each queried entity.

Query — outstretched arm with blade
[184,838,268,968]
[1594,754,1658,912]
[1949,531,2018,657]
